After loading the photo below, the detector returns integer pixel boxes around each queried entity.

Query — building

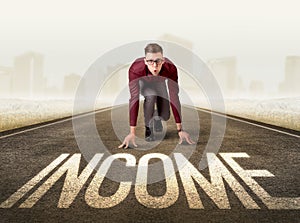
[63,73,82,98]
[249,80,264,97]
[158,33,194,72]
[207,57,238,98]
[279,56,300,96]
[12,52,46,98]
[0,66,13,97]
[158,34,202,104]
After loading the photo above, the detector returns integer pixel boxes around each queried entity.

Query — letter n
[18,153,102,208]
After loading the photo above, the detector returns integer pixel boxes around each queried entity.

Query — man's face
[144,52,164,76]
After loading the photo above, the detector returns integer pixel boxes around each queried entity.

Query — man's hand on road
[178,131,195,145]
[118,133,138,149]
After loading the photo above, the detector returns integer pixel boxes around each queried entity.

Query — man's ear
[144,58,147,65]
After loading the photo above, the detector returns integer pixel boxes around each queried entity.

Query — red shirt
[129,57,182,126]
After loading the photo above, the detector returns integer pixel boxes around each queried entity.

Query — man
[119,43,195,149]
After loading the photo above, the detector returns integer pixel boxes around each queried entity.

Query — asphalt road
[0,105,299,223]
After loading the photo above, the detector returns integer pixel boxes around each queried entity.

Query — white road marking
[0,105,299,139]
[0,107,114,139]
[195,107,300,138]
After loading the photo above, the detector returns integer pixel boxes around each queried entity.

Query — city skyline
[0,49,299,99]
[1,0,300,99]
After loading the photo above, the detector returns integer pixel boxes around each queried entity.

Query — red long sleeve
[128,57,182,126]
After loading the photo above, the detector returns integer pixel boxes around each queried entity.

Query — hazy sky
[1,0,300,94]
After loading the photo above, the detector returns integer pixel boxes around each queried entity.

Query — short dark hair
[144,43,163,55]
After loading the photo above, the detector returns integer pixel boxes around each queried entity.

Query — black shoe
[145,126,155,141]
[154,119,163,132]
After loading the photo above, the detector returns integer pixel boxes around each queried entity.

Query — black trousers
[143,95,170,127]
[140,78,170,127]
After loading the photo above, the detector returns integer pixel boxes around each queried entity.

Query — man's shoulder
[163,58,177,72]
[129,58,146,74]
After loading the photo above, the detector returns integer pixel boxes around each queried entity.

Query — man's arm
[129,66,141,127]
[167,65,182,124]
[168,64,195,145]
[176,123,195,144]
[118,126,137,149]
[119,66,140,148]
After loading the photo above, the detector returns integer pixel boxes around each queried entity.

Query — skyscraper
[207,57,238,98]
[158,34,201,103]
[0,66,13,97]
[158,33,194,72]
[63,73,81,98]
[279,56,300,96]
[12,52,45,98]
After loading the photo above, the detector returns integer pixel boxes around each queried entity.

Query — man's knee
[160,110,170,121]
[144,95,157,104]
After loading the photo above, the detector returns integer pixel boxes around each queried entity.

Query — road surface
[0,105,299,222]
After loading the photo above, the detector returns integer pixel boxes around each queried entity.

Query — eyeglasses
[145,58,164,65]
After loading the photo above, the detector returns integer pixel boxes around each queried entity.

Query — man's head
[144,43,165,76]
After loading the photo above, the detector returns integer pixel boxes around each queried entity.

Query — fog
[1,0,300,99]
[0,0,299,132]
